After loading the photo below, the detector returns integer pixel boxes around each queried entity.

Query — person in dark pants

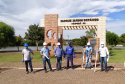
[54,42,64,70]
[22,43,34,74]
[40,42,54,73]
[65,42,75,69]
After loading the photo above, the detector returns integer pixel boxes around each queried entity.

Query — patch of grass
[0,52,64,63]
[108,49,125,63]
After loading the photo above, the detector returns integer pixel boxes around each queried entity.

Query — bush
[123,43,125,47]
[108,48,113,56]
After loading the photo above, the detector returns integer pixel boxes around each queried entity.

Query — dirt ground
[0,50,125,84]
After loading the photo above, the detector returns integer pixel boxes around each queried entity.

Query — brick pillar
[58,27,63,49]
[44,14,58,55]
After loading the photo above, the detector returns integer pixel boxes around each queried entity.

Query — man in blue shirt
[40,42,53,73]
[85,42,93,69]
[65,42,75,69]
[54,42,64,70]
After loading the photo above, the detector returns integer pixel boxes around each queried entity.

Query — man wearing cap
[85,42,93,69]
[98,42,109,72]
[22,43,34,74]
[54,42,64,70]
[40,42,53,73]
[65,42,75,69]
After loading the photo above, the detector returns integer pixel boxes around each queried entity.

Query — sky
[0,0,125,39]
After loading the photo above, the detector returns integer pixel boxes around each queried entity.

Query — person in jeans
[54,42,64,70]
[65,42,75,69]
[40,42,53,73]
[85,42,92,69]
[22,43,34,74]
[99,42,109,72]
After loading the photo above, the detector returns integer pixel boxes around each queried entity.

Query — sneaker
[26,71,29,74]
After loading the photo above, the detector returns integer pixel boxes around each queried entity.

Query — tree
[80,36,88,46]
[120,33,125,43]
[70,36,88,46]
[0,22,15,48]
[15,35,23,51]
[85,29,95,38]
[24,24,44,50]
[106,31,120,46]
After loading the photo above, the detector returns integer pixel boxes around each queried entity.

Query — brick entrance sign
[40,14,106,58]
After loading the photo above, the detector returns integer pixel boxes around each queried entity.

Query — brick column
[44,14,58,55]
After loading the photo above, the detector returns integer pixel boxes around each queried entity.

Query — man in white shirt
[99,42,109,72]
[22,43,34,74]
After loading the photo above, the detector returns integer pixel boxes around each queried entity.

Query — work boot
[45,70,48,73]
[26,71,29,74]
[100,69,104,72]
[66,67,69,70]
[105,70,108,73]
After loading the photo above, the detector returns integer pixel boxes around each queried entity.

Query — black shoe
[66,67,69,70]
[89,67,91,69]
[26,71,29,74]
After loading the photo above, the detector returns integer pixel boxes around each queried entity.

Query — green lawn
[0,52,62,63]
[108,49,125,63]
[0,49,125,63]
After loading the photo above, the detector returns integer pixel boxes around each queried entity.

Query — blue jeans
[56,57,62,69]
[25,60,33,72]
[67,55,73,68]
[86,55,92,68]
[100,57,107,70]
[42,58,52,71]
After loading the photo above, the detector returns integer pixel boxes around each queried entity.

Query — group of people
[21,41,109,74]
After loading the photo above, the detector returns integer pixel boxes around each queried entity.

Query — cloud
[107,20,125,36]
[0,0,125,38]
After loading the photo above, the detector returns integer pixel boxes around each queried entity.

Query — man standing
[99,42,109,72]
[22,43,34,74]
[40,42,53,73]
[65,42,75,69]
[85,42,92,69]
[54,42,64,70]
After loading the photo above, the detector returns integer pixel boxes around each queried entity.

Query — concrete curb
[0,67,125,71]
